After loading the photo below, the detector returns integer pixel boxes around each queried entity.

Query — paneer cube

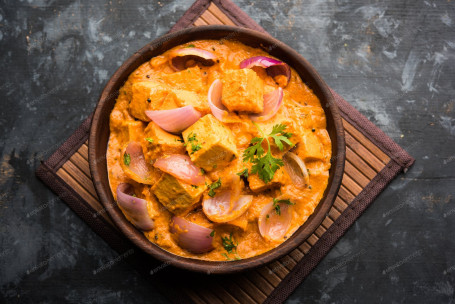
[152,173,206,215]
[295,105,327,129]
[221,69,264,113]
[125,120,145,143]
[295,129,324,161]
[224,212,249,231]
[248,166,289,192]
[162,67,204,93]
[143,122,185,161]
[166,89,209,114]
[129,82,170,121]
[182,114,238,171]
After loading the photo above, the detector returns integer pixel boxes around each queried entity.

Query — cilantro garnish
[236,168,249,178]
[272,198,295,216]
[221,232,237,254]
[123,153,131,166]
[210,230,215,237]
[207,178,221,197]
[185,44,195,48]
[185,132,202,154]
[242,123,294,183]
[145,137,154,143]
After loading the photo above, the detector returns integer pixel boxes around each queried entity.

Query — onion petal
[145,105,201,133]
[283,151,310,188]
[203,192,253,223]
[207,79,241,122]
[153,154,205,185]
[121,142,154,185]
[116,183,155,231]
[170,48,217,71]
[170,216,214,253]
[239,56,291,86]
[249,87,283,122]
[258,200,293,241]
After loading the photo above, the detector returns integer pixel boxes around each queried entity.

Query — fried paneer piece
[182,114,238,172]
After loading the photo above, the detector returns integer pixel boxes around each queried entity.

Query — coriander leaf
[236,168,249,178]
[242,123,293,183]
[123,153,131,166]
[207,178,222,197]
[210,230,215,237]
[186,44,195,48]
[221,232,237,254]
[145,137,154,143]
[272,198,295,215]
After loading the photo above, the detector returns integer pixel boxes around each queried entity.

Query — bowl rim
[89,25,345,274]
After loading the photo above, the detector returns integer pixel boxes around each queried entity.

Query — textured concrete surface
[1,0,454,303]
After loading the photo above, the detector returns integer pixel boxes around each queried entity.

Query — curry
[107,39,331,261]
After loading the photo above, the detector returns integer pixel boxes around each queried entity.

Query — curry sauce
[107,39,331,261]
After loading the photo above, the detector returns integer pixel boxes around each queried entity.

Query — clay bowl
[89,25,345,274]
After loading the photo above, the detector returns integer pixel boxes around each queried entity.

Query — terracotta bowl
[89,25,345,274]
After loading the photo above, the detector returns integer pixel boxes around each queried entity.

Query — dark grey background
[1,0,454,303]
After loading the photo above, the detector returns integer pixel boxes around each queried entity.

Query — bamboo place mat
[36,0,415,303]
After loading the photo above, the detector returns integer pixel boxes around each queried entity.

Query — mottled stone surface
[1,0,454,303]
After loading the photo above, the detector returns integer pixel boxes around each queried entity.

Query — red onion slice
[208,79,228,121]
[153,154,205,185]
[249,87,283,122]
[283,152,309,188]
[121,142,153,184]
[116,183,155,231]
[207,79,240,122]
[258,201,293,241]
[170,216,214,253]
[203,191,253,223]
[169,48,217,71]
[145,106,201,133]
[239,56,291,86]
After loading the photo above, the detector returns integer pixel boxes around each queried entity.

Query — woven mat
[36,0,415,303]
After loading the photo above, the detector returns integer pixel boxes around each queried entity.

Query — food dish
[107,39,332,261]
[89,26,345,273]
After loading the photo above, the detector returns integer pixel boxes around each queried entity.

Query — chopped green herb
[186,132,202,154]
[272,198,295,216]
[212,164,217,169]
[200,168,206,175]
[191,185,199,189]
[210,230,215,237]
[222,253,241,261]
[123,153,131,166]
[145,137,154,143]
[266,214,270,219]
[191,143,202,154]
[236,168,249,178]
[221,232,237,254]
[242,123,294,183]
[207,178,221,197]
[186,44,195,48]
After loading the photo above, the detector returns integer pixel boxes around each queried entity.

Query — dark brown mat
[36,1,414,303]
